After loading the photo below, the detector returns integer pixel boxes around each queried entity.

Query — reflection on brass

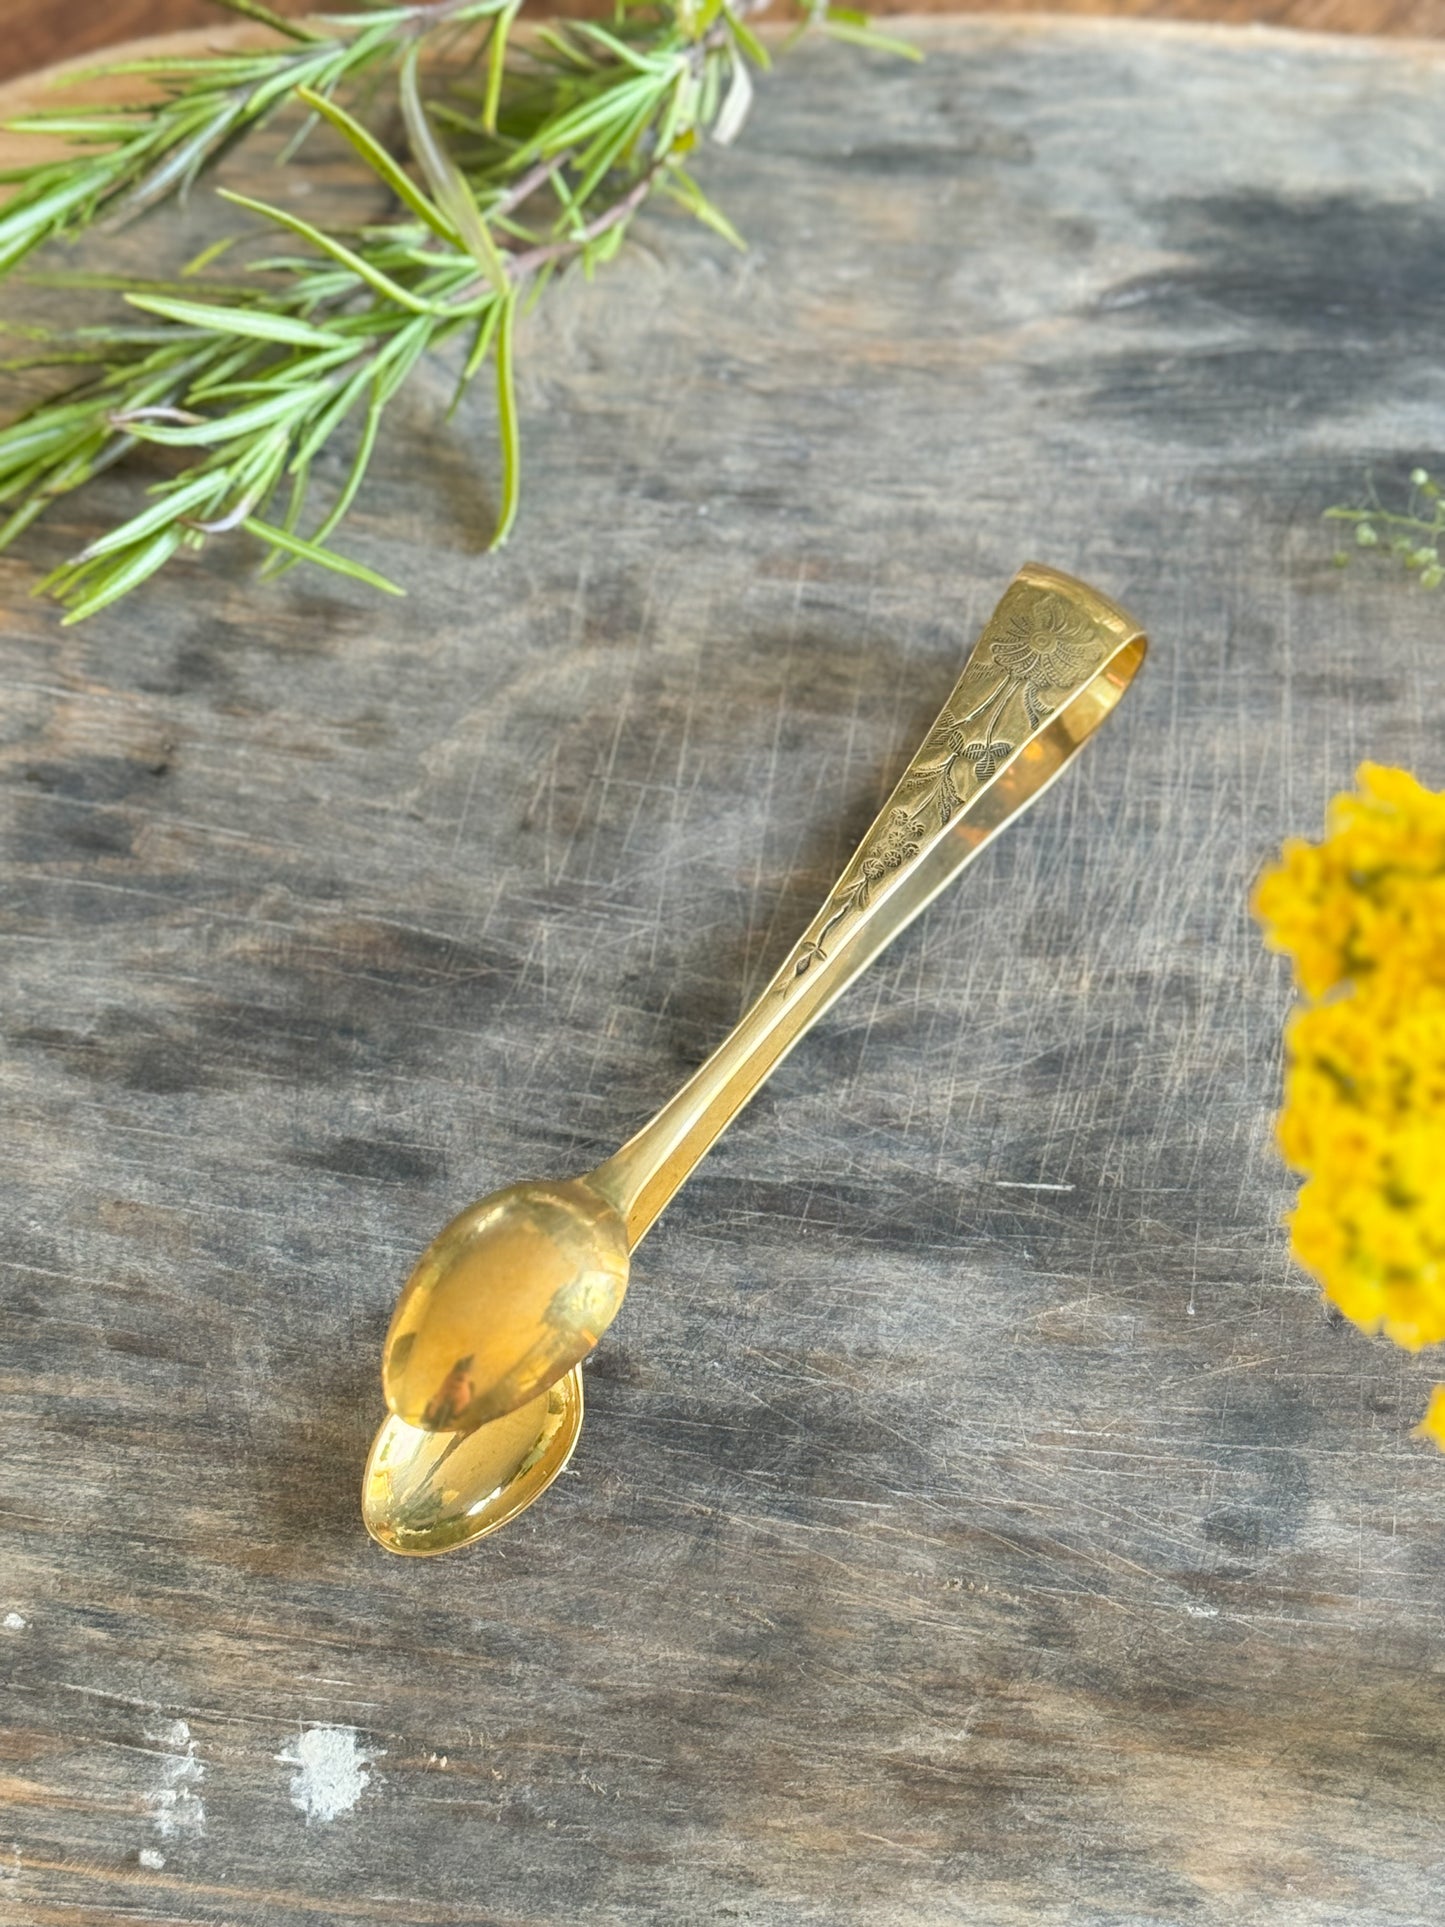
[385,1179,628,1435]
[364,564,1147,1553]
[363,1368,582,1556]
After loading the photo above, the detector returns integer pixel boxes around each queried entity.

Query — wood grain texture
[3,16,1445,1923]
[0,0,1438,84]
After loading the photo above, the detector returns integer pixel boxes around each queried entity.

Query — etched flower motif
[989,597,1095,688]
[959,738,1014,778]
[862,806,920,882]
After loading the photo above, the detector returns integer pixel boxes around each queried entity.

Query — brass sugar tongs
[363,563,1147,1554]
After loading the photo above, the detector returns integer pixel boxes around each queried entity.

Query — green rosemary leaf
[483,1,522,135]
[582,218,628,276]
[294,86,459,245]
[660,165,745,249]
[124,294,346,349]
[711,54,754,147]
[571,88,665,209]
[399,45,509,294]
[572,23,682,78]
[206,0,324,43]
[20,268,258,296]
[192,341,360,395]
[259,454,314,576]
[78,471,229,560]
[289,356,378,468]
[117,102,247,217]
[721,2,772,68]
[298,376,385,552]
[80,54,256,77]
[373,313,437,402]
[216,188,439,314]
[0,403,107,486]
[120,382,332,446]
[818,12,922,60]
[531,25,599,72]
[241,514,405,593]
[58,526,185,625]
[0,171,110,273]
[182,232,243,278]
[489,289,521,550]
[517,75,662,163]
[448,298,502,417]
[280,454,313,534]
[0,348,113,371]
[229,420,291,495]
[520,257,556,317]
[3,116,152,138]
[0,491,57,551]
[316,1,504,28]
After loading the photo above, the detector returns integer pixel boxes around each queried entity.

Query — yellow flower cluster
[1253,763,1445,1446]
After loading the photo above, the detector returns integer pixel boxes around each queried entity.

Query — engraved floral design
[987,597,1096,729]
[788,805,924,978]
[861,806,922,882]
[781,592,1102,990]
[991,597,1095,681]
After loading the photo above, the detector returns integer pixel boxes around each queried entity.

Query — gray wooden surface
[4,17,1445,1924]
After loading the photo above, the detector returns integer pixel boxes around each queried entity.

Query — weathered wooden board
[3,17,1445,1924]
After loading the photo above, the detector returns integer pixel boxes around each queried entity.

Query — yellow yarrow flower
[1253,762,1445,1440]
[1415,1385,1445,1449]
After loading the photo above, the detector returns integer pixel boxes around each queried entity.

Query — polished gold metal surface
[385,1179,628,1432]
[366,563,1147,1552]
[363,1366,583,1555]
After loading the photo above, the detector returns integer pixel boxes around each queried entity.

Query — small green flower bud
[1411,468,1431,488]
[1355,523,1378,547]
[1421,565,1444,589]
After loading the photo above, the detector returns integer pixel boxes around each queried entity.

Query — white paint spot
[138,1848,165,1871]
[2,1613,26,1632]
[276,1726,374,1825]
[145,1718,205,1840]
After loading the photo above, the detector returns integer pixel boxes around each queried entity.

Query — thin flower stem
[1326,466,1445,590]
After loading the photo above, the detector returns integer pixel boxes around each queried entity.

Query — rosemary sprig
[0,0,916,621]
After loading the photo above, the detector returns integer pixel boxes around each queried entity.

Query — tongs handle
[591,562,1147,1246]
